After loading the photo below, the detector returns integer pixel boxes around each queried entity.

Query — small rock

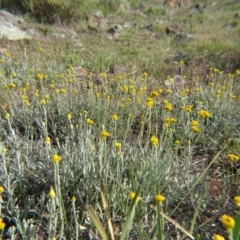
[235,12,240,18]
[166,24,183,35]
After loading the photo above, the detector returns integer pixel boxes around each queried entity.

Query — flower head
[129,192,140,203]
[155,194,165,203]
[4,113,10,119]
[234,196,240,207]
[213,234,225,240]
[111,114,118,121]
[0,218,6,230]
[45,137,51,144]
[0,186,4,194]
[114,142,121,148]
[71,196,76,202]
[51,154,62,164]
[221,214,235,230]
[67,113,72,120]
[86,118,94,125]
[49,187,56,199]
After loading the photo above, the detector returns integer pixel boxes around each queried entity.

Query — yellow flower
[213,234,225,240]
[67,113,72,120]
[101,130,110,138]
[114,142,121,148]
[45,137,51,144]
[198,110,211,118]
[228,154,239,162]
[51,154,62,164]
[40,99,46,105]
[191,120,199,126]
[49,187,56,199]
[71,196,76,202]
[221,214,235,230]
[146,98,154,108]
[150,91,159,97]
[191,126,200,133]
[111,114,118,121]
[0,218,6,230]
[174,140,180,144]
[155,194,165,203]
[4,113,10,119]
[150,135,159,146]
[129,192,140,203]
[0,186,4,193]
[164,102,173,111]
[86,118,94,125]
[186,105,193,113]
[234,196,240,207]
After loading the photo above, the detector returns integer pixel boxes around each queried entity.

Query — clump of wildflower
[51,154,62,164]
[213,234,225,240]
[101,130,110,138]
[221,214,235,231]
[0,186,4,194]
[155,194,165,203]
[234,196,240,207]
[198,110,211,118]
[191,120,199,126]
[0,218,6,230]
[228,154,239,162]
[165,117,177,127]
[111,114,118,121]
[129,192,140,203]
[146,97,154,108]
[49,187,56,199]
[86,118,94,125]
[150,135,159,146]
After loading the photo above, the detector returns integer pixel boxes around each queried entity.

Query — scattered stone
[188,3,204,14]
[88,10,108,31]
[235,12,240,18]
[166,24,183,35]
[165,51,186,63]
[0,10,32,40]
[164,0,192,8]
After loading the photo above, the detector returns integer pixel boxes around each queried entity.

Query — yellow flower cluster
[228,154,239,162]
[213,234,225,240]
[101,130,110,138]
[163,100,173,111]
[86,118,94,125]
[0,186,4,193]
[150,135,159,146]
[111,114,118,121]
[0,218,6,230]
[191,120,200,133]
[198,110,211,118]
[49,187,56,199]
[146,97,154,108]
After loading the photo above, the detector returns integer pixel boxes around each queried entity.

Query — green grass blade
[233,213,240,240]
[86,204,108,240]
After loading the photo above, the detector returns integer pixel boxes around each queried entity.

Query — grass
[0,0,240,239]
